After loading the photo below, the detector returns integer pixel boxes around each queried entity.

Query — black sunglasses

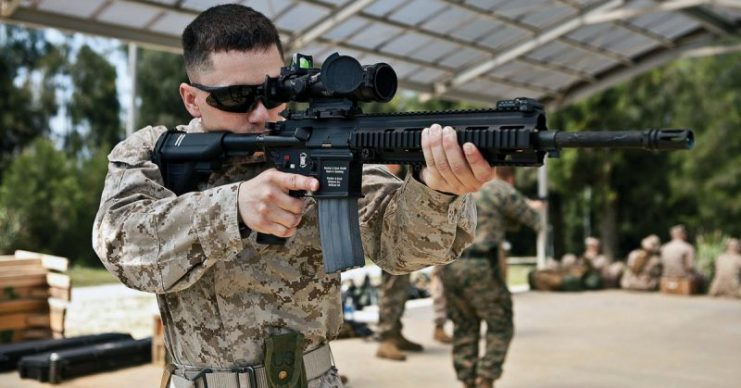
[190,83,282,113]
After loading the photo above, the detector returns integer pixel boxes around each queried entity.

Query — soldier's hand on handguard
[237,169,320,237]
[419,124,494,195]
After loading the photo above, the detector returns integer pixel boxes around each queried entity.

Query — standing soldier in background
[440,166,543,388]
[375,164,424,361]
[431,266,453,344]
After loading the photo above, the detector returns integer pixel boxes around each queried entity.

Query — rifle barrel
[537,129,693,150]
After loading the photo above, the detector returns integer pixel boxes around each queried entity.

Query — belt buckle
[232,365,257,388]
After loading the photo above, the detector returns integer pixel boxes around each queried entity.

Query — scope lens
[372,64,397,102]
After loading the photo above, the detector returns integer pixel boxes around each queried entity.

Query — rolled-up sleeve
[358,166,476,274]
[92,127,243,294]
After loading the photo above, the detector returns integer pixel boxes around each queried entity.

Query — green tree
[0,25,62,177]
[66,44,121,156]
[135,47,190,128]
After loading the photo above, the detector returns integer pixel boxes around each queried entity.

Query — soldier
[375,164,425,361]
[582,237,624,289]
[440,166,542,388]
[661,225,704,292]
[621,235,663,291]
[430,266,453,344]
[708,238,741,298]
[92,5,491,388]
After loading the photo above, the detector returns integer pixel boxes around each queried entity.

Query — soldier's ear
[179,83,202,117]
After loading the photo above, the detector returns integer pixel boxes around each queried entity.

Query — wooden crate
[0,251,70,343]
[660,277,694,295]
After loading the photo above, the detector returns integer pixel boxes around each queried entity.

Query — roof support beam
[285,0,376,53]
[442,0,624,92]
[582,0,710,25]
[1,7,182,53]
[549,35,741,109]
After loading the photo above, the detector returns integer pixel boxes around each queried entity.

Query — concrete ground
[1,290,739,387]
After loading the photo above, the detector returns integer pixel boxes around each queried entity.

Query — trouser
[441,256,513,385]
[430,266,448,326]
[377,271,410,338]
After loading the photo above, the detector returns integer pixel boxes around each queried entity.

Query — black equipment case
[0,332,132,372]
[17,337,151,383]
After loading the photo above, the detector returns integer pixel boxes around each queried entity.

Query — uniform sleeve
[357,166,475,275]
[92,127,243,294]
[501,187,541,232]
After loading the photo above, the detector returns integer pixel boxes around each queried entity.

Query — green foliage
[0,25,62,176]
[549,53,741,257]
[695,232,730,281]
[66,44,122,155]
[135,47,190,128]
[0,139,108,266]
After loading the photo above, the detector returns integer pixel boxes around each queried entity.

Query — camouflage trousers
[377,271,410,338]
[440,258,513,384]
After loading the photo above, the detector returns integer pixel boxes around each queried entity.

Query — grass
[508,264,534,287]
[68,266,119,287]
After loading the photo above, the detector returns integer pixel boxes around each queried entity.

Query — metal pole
[126,43,138,136]
[537,159,548,269]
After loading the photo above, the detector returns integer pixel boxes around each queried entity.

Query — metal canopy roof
[2,0,740,108]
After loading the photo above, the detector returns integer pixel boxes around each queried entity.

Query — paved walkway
[1,290,739,387]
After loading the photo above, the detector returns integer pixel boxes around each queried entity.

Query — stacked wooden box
[0,250,70,343]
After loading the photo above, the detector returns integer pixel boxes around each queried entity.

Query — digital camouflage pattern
[92,118,476,372]
[441,178,540,385]
[376,271,411,339]
[441,260,512,384]
[467,179,540,251]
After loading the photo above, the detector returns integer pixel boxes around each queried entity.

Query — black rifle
[152,53,693,273]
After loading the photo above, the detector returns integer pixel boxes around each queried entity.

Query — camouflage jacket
[467,179,540,253]
[92,118,475,369]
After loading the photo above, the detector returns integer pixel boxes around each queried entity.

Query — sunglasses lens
[206,87,258,113]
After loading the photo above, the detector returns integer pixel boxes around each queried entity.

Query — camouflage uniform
[708,250,741,298]
[92,119,476,385]
[440,179,539,386]
[376,271,411,339]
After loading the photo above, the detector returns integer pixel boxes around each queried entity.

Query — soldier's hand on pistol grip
[237,169,320,238]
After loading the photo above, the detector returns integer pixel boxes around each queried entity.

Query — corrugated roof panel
[37,0,107,18]
[407,40,459,62]
[464,0,516,12]
[274,2,329,33]
[149,11,193,36]
[490,61,542,82]
[450,18,501,41]
[321,0,352,6]
[347,23,403,49]
[246,0,294,19]
[439,46,488,68]
[530,42,618,73]
[97,2,161,29]
[606,33,660,58]
[145,0,179,5]
[364,0,408,17]
[420,6,478,34]
[524,67,580,90]
[631,12,699,39]
[382,32,434,56]
[496,0,555,21]
[389,0,448,26]
[181,0,227,12]
[407,67,447,83]
[324,17,369,41]
[479,25,531,50]
[520,4,577,29]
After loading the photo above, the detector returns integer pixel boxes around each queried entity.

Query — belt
[169,344,333,388]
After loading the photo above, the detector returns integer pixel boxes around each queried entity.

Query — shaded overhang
[2,0,740,109]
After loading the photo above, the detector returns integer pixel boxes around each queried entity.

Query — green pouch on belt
[265,331,307,388]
